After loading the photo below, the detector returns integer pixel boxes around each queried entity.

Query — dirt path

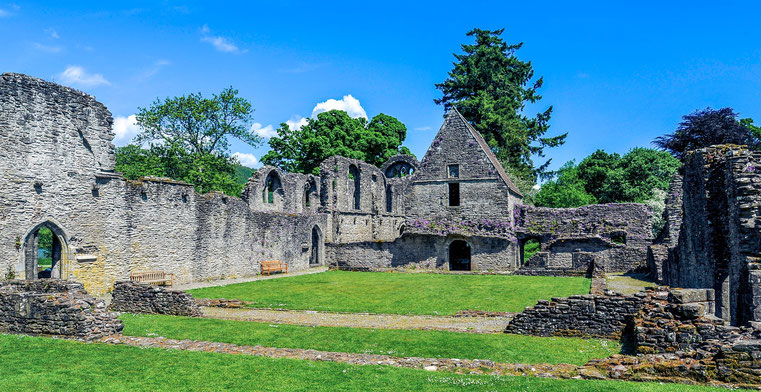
[173,266,328,291]
[98,334,570,376]
[201,307,513,334]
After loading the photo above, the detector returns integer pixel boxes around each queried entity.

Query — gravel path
[201,307,513,334]
[173,266,328,291]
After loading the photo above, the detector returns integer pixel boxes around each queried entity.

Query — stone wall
[0,279,122,339]
[505,291,645,339]
[327,233,518,272]
[110,281,202,317]
[662,146,761,326]
[0,73,330,294]
[516,204,653,273]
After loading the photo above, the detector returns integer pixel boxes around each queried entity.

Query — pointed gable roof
[445,108,523,196]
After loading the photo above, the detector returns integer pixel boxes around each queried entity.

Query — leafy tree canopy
[533,162,595,208]
[116,87,262,196]
[654,107,759,159]
[535,148,680,236]
[261,110,412,175]
[115,144,244,196]
[435,28,566,183]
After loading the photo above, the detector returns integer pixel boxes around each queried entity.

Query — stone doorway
[24,221,67,280]
[310,226,322,266]
[449,240,471,271]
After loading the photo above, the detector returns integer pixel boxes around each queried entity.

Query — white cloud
[32,42,62,53]
[251,122,277,139]
[414,126,432,131]
[200,25,244,53]
[286,116,308,131]
[56,66,110,87]
[45,28,59,39]
[112,115,140,146]
[232,152,258,168]
[311,95,367,119]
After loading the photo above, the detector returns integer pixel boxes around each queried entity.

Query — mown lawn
[121,313,620,365]
[0,334,742,392]
[188,270,591,315]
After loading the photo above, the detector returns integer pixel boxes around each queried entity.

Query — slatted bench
[261,260,288,276]
[130,271,175,286]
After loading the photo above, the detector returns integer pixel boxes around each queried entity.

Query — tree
[261,110,412,175]
[135,87,261,155]
[115,145,243,196]
[117,87,262,196]
[534,162,596,208]
[435,28,566,182]
[577,150,621,201]
[654,107,759,159]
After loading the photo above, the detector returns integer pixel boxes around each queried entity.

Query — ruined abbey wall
[660,146,761,326]
[515,204,653,273]
[0,73,327,294]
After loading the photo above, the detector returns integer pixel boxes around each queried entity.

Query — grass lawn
[121,313,620,365]
[188,270,591,315]
[0,334,742,392]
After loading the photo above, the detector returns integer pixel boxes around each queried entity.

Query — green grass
[188,270,591,315]
[121,313,620,365]
[0,333,741,391]
[523,239,540,262]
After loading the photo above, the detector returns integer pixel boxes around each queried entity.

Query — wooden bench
[261,260,288,276]
[130,271,174,286]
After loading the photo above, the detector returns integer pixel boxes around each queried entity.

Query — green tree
[577,150,621,201]
[261,110,412,175]
[616,148,680,203]
[435,28,566,182]
[116,145,244,196]
[534,162,596,208]
[116,87,261,196]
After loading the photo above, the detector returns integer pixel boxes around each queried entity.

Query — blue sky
[1,1,760,172]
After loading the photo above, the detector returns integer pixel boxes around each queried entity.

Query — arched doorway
[310,226,322,266]
[23,221,67,280]
[449,240,471,271]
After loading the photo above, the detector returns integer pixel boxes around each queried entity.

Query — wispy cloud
[136,59,170,81]
[200,24,245,54]
[232,152,259,168]
[0,9,9,17]
[32,42,63,53]
[113,115,140,146]
[56,66,110,87]
[414,126,432,131]
[279,62,320,74]
[45,28,59,39]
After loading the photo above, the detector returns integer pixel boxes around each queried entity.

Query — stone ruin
[0,279,122,339]
[0,72,653,295]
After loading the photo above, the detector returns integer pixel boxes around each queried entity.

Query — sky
[1,1,760,172]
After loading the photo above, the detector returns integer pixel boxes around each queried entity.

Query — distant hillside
[234,165,255,186]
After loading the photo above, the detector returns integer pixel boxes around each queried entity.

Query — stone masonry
[110,281,202,317]
[0,72,655,292]
[0,279,122,339]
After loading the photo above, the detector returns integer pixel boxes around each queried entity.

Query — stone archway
[449,240,471,271]
[23,221,68,280]
[310,225,323,266]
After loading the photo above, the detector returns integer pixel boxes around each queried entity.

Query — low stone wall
[505,292,645,339]
[0,279,122,339]
[110,281,202,317]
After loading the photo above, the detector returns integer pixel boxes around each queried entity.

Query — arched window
[310,226,322,266]
[349,165,360,210]
[262,171,283,205]
[385,185,393,213]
